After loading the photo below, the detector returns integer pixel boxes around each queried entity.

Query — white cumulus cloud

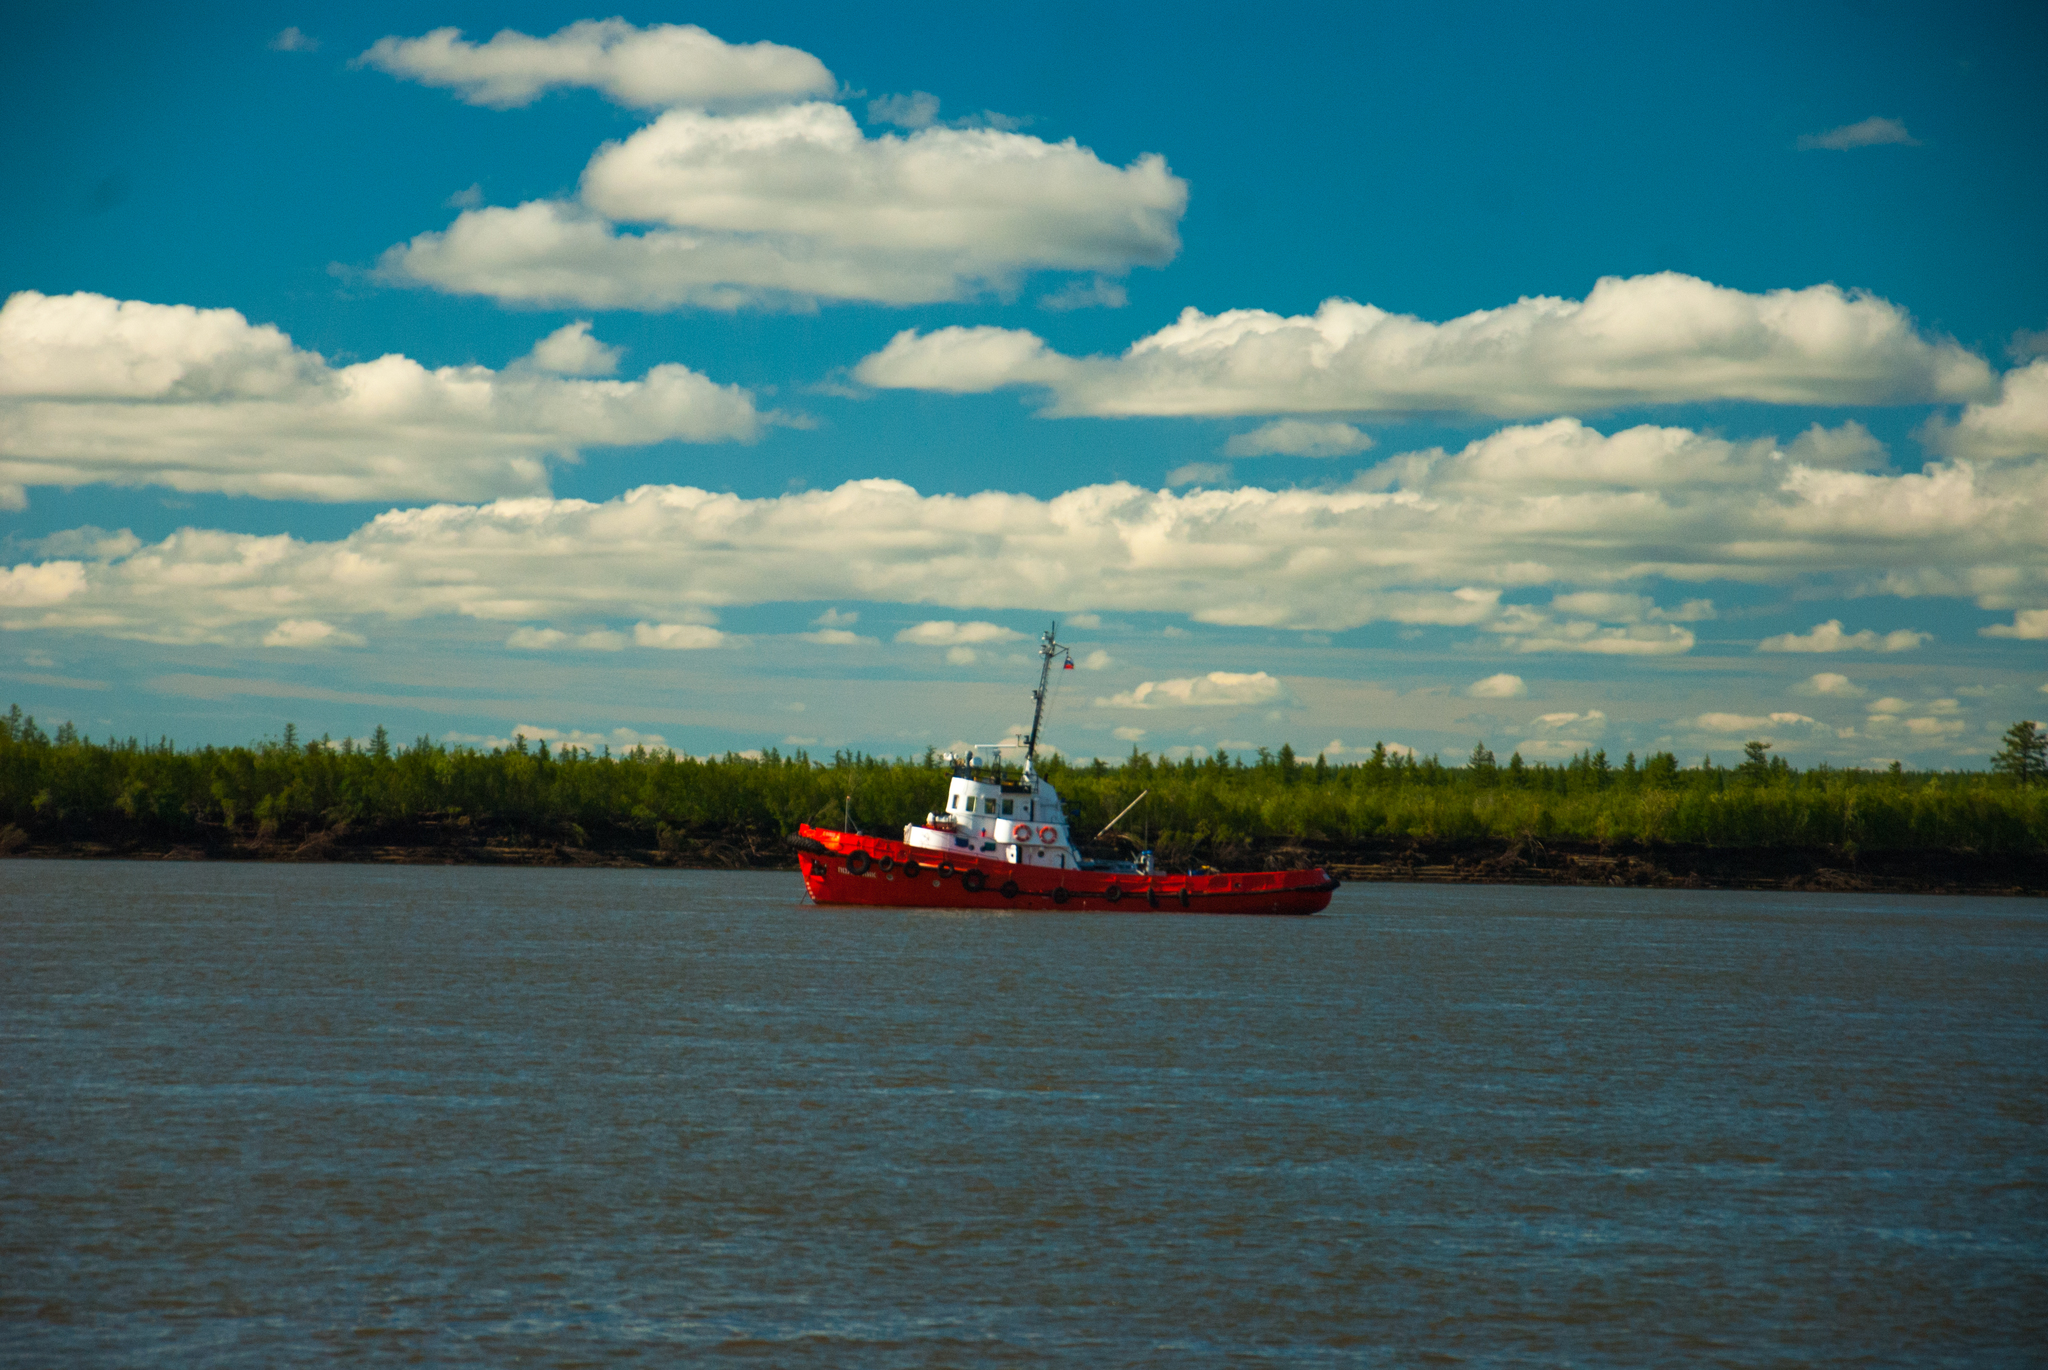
[1099,672,1286,708]
[0,291,760,504]
[1757,620,1930,653]
[633,621,726,649]
[2,409,2044,648]
[1164,461,1232,488]
[1798,672,1864,697]
[1785,420,1889,471]
[380,102,1186,310]
[798,628,877,646]
[1695,711,1819,734]
[896,620,1023,647]
[1532,709,1606,730]
[358,20,834,111]
[1491,607,1696,656]
[507,626,626,651]
[1925,359,2048,461]
[1222,419,1373,458]
[855,273,1992,418]
[0,561,88,606]
[1467,673,1527,698]
[520,320,621,376]
[262,619,364,648]
[1981,609,2048,640]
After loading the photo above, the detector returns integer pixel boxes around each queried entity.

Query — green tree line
[5,705,2044,856]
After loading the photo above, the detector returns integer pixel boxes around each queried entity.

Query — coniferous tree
[1993,720,2046,784]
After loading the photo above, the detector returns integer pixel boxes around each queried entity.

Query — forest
[4,703,2044,865]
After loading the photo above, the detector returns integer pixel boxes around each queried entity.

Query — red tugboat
[793,626,1338,915]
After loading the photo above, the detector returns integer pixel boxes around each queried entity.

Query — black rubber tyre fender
[1000,880,1019,899]
[902,857,921,877]
[1179,886,1191,908]
[845,850,871,876]
[1052,887,1069,905]
[877,854,895,873]
[937,862,956,879]
[962,868,986,892]
[1147,888,1159,909]
[1105,885,1123,903]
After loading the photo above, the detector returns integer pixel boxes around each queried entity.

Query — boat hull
[794,824,1335,916]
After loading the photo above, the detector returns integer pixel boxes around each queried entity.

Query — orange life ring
[1039,826,1057,843]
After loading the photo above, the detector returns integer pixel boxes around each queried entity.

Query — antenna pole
[1023,622,1064,765]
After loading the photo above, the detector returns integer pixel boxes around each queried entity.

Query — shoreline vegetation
[4,707,2044,897]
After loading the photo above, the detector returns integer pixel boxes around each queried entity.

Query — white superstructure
[899,623,1088,871]
[902,756,1076,869]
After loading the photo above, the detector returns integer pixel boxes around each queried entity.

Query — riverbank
[6,827,2040,897]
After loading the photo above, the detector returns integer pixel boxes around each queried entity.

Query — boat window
[1001,799,1014,815]
[984,798,998,814]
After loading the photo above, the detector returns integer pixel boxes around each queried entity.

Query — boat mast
[1022,622,1067,766]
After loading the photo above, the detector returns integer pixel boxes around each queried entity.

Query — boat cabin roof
[950,775,1042,794]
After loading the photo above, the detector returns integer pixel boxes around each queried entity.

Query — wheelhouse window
[1001,799,1014,815]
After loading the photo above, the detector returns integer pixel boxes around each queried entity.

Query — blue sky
[3,1,2044,766]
